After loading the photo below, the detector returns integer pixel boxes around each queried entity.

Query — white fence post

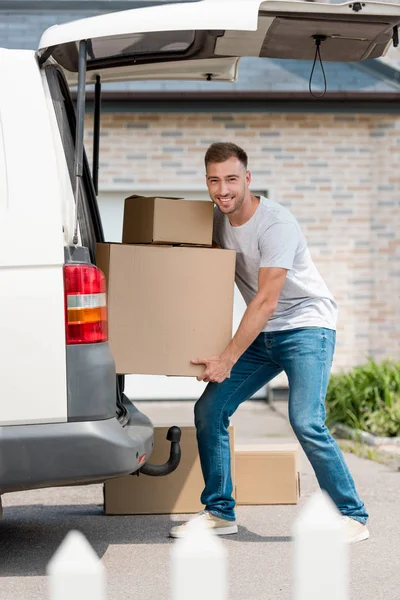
[292,491,348,600]
[47,530,106,600]
[171,518,228,600]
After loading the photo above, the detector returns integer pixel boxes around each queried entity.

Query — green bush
[325,359,400,437]
[364,402,400,437]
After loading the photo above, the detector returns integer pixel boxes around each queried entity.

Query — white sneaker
[169,510,238,539]
[341,516,369,544]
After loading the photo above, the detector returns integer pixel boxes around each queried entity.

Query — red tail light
[64,264,108,344]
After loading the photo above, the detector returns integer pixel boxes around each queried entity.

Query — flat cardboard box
[235,444,300,505]
[96,243,236,376]
[122,195,214,246]
[104,426,235,515]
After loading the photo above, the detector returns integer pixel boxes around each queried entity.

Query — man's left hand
[191,354,235,383]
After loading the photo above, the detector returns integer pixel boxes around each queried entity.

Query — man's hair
[204,142,248,170]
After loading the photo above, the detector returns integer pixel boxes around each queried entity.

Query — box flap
[125,195,184,201]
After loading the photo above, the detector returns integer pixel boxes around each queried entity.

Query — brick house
[2,0,399,399]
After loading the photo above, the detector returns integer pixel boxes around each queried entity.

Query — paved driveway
[1,401,399,600]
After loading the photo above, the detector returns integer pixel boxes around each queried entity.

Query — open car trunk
[38,0,400,85]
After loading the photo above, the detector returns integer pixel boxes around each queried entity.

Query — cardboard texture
[235,443,300,505]
[104,426,235,515]
[96,243,236,376]
[122,195,214,246]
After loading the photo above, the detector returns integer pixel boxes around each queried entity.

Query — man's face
[206,157,251,215]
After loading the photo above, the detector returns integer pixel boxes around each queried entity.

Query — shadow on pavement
[0,504,292,577]
[234,526,291,543]
[0,503,172,577]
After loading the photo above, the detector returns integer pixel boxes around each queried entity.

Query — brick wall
[84,111,400,372]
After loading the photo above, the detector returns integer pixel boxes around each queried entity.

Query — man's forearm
[221,296,275,365]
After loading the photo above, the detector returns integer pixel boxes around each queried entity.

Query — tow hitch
[140,426,182,477]
[116,378,182,477]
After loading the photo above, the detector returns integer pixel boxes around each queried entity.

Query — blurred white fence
[46,491,347,600]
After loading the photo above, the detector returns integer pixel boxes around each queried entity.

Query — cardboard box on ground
[96,195,236,377]
[235,443,300,505]
[104,426,235,515]
[104,427,300,515]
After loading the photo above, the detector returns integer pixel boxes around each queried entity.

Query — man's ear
[246,169,251,187]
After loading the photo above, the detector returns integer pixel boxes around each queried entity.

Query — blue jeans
[194,327,368,524]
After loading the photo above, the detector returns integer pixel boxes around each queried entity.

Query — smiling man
[169,142,369,544]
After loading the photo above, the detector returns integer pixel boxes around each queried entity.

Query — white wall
[97,190,274,399]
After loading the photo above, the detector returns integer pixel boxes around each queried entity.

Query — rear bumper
[0,405,153,494]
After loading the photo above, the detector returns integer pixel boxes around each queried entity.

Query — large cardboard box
[96,243,236,376]
[122,195,214,246]
[104,426,235,515]
[235,444,300,505]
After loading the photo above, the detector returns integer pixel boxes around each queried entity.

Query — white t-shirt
[213,196,338,332]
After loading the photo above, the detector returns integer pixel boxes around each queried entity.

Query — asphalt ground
[1,400,399,600]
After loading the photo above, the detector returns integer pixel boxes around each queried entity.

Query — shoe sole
[170,524,238,539]
[348,529,370,544]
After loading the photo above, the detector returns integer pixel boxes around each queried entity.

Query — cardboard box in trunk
[96,243,236,376]
[122,195,214,246]
[104,426,235,515]
[235,444,300,505]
